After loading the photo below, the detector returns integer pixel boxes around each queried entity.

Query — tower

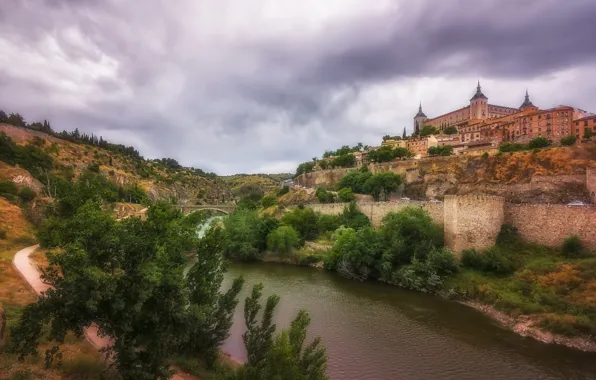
[470,80,488,120]
[414,103,427,135]
[519,89,538,111]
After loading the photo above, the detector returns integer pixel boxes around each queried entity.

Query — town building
[406,135,437,159]
[414,83,595,145]
[574,115,596,143]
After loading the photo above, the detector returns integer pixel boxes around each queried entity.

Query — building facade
[414,83,594,146]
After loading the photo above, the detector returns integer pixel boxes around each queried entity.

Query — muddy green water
[221,262,596,380]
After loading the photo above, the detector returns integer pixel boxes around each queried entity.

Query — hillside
[0,123,231,204]
[222,173,292,197]
[295,145,596,204]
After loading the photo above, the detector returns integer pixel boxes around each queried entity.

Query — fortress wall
[305,201,443,228]
[444,195,505,255]
[305,198,596,254]
[504,204,596,249]
[587,167,596,203]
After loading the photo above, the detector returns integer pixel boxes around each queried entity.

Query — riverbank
[259,239,596,353]
[462,301,596,352]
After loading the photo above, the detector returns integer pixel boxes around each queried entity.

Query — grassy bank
[446,229,596,340]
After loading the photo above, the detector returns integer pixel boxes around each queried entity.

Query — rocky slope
[295,145,596,203]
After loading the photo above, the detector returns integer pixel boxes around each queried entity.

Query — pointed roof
[520,89,535,109]
[470,80,488,101]
[415,102,427,118]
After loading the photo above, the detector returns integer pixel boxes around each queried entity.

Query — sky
[1,0,596,175]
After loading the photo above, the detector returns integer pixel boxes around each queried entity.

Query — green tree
[420,125,439,136]
[562,235,584,258]
[281,206,320,242]
[560,135,577,146]
[184,225,245,364]
[295,162,315,177]
[329,154,356,168]
[584,129,595,140]
[337,188,355,202]
[315,187,335,203]
[267,226,300,257]
[9,201,245,379]
[363,172,402,201]
[337,167,372,194]
[428,145,454,156]
[235,284,328,380]
[340,201,370,230]
[498,142,526,152]
[367,146,396,163]
[223,209,262,260]
[261,195,277,208]
[443,126,458,135]
[379,207,443,267]
[528,136,551,149]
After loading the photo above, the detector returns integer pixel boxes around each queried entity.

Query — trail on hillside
[12,245,196,380]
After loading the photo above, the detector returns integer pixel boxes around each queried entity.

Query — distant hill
[0,122,231,204]
[222,173,292,197]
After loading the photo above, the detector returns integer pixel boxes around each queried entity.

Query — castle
[410,82,596,154]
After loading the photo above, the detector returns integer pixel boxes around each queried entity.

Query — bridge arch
[181,204,236,216]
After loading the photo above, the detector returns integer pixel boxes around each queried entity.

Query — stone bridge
[181,204,236,215]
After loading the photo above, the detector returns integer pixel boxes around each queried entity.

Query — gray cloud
[0,0,595,174]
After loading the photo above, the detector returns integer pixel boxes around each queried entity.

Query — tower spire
[477,79,481,92]
[520,88,534,109]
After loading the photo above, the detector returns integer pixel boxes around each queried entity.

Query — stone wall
[587,167,596,203]
[505,204,596,249]
[305,198,596,253]
[305,201,443,228]
[444,195,505,254]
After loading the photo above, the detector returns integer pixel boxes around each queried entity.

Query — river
[221,262,596,380]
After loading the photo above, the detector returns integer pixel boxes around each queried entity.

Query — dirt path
[12,245,197,380]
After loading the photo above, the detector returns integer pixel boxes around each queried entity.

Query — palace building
[414,82,594,146]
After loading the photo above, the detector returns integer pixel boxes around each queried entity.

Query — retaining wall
[305,198,596,253]
[444,195,505,254]
[505,204,596,249]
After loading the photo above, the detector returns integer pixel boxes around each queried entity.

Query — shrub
[560,135,577,146]
[481,152,489,159]
[461,247,518,275]
[267,226,300,257]
[318,214,342,234]
[0,229,7,239]
[527,137,551,149]
[281,206,319,241]
[315,187,335,203]
[498,142,525,152]
[461,249,484,270]
[260,195,276,208]
[562,235,584,258]
[337,187,355,202]
[18,187,36,202]
[0,180,18,196]
[87,162,100,173]
[277,185,290,196]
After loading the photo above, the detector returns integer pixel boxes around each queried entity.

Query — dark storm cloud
[0,0,595,174]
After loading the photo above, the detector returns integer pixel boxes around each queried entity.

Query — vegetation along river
[221,262,596,380]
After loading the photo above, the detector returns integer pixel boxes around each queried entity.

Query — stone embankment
[304,197,596,252]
